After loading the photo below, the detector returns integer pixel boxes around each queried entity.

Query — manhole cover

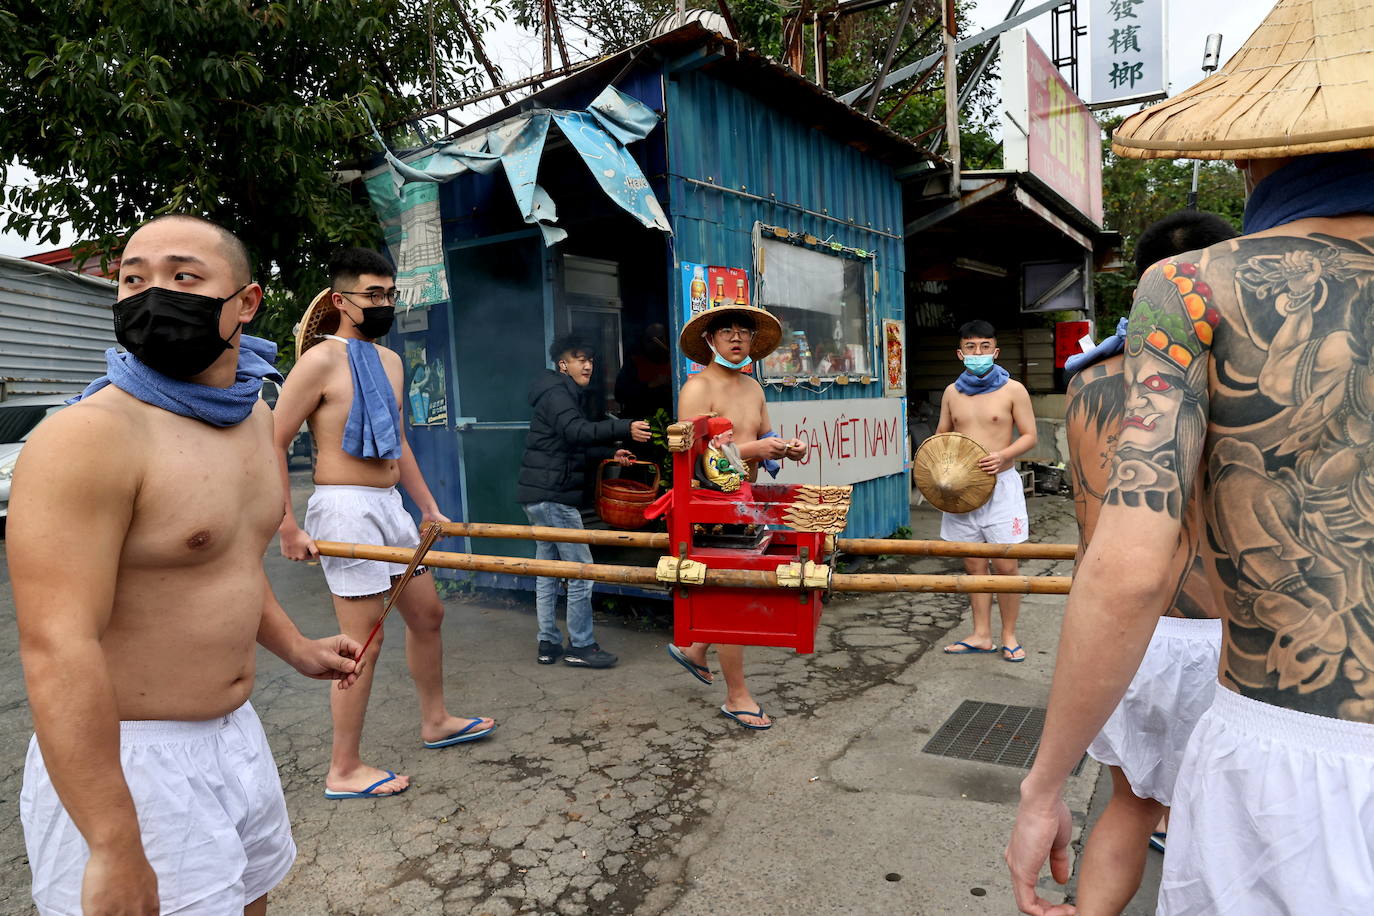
[922,700,1085,773]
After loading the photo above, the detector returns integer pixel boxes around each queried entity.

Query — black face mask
[113,284,247,379]
[350,305,395,340]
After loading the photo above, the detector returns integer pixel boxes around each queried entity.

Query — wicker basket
[596,460,661,530]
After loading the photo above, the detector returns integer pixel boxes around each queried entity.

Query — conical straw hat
[295,288,340,357]
[679,301,783,366]
[913,433,996,514]
[1113,0,1374,160]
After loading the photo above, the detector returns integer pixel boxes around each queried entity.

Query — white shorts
[1087,616,1222,805]
[939,467,1029,544]
[20,702,295,915]
[1160,687,1374,915]
[305,484,420,597]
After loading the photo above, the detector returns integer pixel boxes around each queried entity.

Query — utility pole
[943,0,960,193]
[1188,34,1224,209]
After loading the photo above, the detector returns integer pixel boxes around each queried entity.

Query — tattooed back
[1112,215,1374,721]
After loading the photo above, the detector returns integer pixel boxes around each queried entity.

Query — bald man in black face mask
[11,214,362,916]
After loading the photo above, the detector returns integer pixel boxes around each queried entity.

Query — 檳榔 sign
[1088,0,1167,108]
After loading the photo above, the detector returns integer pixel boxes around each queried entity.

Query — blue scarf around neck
[1064,318,1129,378]
[333,336,402,461]
[1243,151,1374,234]
[69,335,283,427]
[955,363,1010,395]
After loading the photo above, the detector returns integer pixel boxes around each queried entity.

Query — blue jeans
[521,501,596,648]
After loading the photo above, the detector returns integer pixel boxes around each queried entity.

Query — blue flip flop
[667,644,713,685]
[423,717,497,749]
[324,770,409,800]
[719,704,772,730]
[1002,645,1027,663]
[943,641,998,655]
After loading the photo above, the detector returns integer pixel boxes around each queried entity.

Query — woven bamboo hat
[1113,0,1374,160]
[679,301,783,366]
[294,288,340,357]
[913,433,995,514]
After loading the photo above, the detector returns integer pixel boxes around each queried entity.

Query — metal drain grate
[923,700,1085,774]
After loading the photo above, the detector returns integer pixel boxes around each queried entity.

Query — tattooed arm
[1007,261,1212,914]
[1064,357,1125,556]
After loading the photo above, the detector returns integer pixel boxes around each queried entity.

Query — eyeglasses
[338,289,401,307]
[715,325,755,340]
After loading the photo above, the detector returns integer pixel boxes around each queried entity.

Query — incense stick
[352,521,444,671]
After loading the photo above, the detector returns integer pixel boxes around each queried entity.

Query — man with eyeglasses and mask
[10,214,363,915]
[273,247,495,801]
[670,300,806,730]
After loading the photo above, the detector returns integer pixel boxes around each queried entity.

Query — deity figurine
[696,416,748,493]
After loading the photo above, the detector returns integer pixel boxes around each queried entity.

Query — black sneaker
[563,642,618,669]
[537,641,563,665]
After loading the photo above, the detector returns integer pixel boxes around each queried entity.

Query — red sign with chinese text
[1026,36,1104,226]
[1054,320,1094,369]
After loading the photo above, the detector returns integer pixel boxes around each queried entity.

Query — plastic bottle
[689,267,708,314]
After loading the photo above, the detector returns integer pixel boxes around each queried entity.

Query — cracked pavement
[1,481,1104,914]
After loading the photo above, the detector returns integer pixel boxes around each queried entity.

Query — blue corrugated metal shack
[364,23,935,593]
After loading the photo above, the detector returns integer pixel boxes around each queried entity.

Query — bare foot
[942,637,997,654]
[421,714,496,747]
[325,764,410,797]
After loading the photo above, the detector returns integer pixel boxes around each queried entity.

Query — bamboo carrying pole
[314,542,1072,595]
[436,522,1076,561]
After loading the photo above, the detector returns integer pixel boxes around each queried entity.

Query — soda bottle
[689,266,708,314]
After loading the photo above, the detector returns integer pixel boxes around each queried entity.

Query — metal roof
[438,22,940,173]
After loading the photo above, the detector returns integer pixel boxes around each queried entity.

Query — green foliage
[646,406,675,489]
[1094,114,1245,327]
[0,0,505,363]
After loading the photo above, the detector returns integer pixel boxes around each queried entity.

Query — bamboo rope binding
[436,522,1076,561]
[314,541,1072,595]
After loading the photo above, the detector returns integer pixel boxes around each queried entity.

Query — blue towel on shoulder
[1065,318,1130,377]
[758,430,782,479]
[341,339,402,460]
[69,335,283,427]
[1243,151,1374,233]
[954,364,1010,395]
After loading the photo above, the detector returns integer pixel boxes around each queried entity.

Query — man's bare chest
[124,422,281,567]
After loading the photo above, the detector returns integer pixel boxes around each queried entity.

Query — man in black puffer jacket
[517,334,651,668]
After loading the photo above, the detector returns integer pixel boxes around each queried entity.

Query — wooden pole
[314,542,1071,594]
[439,522,668,548]
[838,538,1076,560]
[830,572,1071,595]
[943,0,960,190]
[437,522,1076,560]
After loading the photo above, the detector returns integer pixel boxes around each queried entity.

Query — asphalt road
[0,478,1158,914]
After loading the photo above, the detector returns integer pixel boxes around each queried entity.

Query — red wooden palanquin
[646,415,834,654]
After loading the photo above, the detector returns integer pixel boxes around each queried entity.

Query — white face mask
[706,339,753,370]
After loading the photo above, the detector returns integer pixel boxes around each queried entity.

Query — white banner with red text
[765,398,906,486]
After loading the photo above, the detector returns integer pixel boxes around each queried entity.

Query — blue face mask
[963,354,995,376]
[708,341,753,370]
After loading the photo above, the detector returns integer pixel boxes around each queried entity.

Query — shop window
[755,232,872,380]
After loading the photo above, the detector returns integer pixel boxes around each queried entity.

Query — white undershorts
[305,484,421,597]
[939,467,1028,544]
[1087,616,1222,806]
[20,702,296,915]
[1160,687,1374,915]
